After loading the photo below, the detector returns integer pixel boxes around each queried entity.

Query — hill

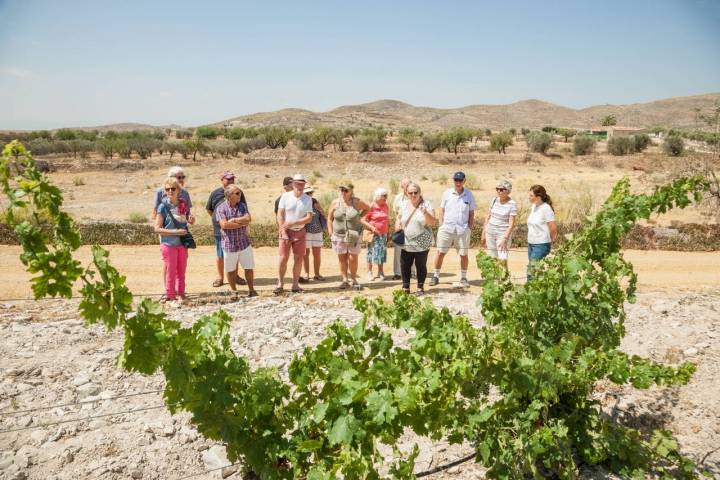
[218,93,719,129]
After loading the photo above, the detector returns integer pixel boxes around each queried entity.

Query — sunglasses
[231,191,241,196]
[175,175,185,180]
[339,187,349,192]
[496,188,507,192]
[408,191,419,195]
[165,187,177,192]
[453,179,465,182]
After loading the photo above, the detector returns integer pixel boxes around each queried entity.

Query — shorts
[223,246,255,272]
[279,229,306,257]
[436,229,470,256]
[214,238,223,258]
[306,231,324,248]
[485,229,512,261]
[331,236,362,255]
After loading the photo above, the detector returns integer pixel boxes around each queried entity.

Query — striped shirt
[487,197,518,234]
[215,201,251,252]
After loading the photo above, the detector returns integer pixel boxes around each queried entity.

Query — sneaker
[429,276,439,286]
[377,274,385,282]
[392,274,401,280]
[352,280,362,290]
[367,271,374,282]
[415,289,425,297]
[459,278,470,288]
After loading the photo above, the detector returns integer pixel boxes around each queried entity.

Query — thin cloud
[1,67,34,79]
[159,91,172,98]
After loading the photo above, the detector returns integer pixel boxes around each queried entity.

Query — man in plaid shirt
[215,184,257,297]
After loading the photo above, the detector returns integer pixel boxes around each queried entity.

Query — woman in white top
[481,179,517,269]
[394,182,436,295]
[526,184,557,280]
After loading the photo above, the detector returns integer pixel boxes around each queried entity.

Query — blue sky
[1,0,719,129]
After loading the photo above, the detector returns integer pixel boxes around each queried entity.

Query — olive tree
[398,128,418,151]
[490,132,513,154]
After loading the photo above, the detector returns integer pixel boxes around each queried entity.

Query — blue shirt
[157,199,188,247]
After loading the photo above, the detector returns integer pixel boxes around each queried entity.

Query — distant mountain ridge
[218,93,720,130]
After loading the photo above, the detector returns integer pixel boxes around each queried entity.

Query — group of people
[152,167,557,301]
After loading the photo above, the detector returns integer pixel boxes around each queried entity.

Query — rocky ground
[0,288,718,480]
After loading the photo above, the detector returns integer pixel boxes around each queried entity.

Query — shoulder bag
[392,203,420,246]
[163,203,197,249]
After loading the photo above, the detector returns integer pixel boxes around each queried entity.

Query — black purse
[163,203,196,249]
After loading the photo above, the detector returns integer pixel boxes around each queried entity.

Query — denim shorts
[214,238,223,258]
[528,242,551,261]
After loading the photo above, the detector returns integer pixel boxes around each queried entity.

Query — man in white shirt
[430,171,476,288]
[391,178,411,280]
[276,174,313,294]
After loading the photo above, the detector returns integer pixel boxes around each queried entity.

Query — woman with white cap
[480,179,517,269]
[301,185,327,282]
[362,187,390,281]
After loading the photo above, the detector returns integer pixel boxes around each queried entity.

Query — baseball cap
[453,171,466,181]
[220,170,235,180]
[282,176,293,186]
[496,179,513,192]
[292,174,306,183]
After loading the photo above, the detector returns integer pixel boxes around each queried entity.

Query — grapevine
[1,140,710,479]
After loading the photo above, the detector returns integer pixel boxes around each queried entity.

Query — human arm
[327,201,337,236]
[498,215,516,252]
[548,220,558,242]
[420,201,437,226]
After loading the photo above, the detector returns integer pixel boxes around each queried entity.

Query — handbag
[392,203,421,247]
[306,201,324,234]
[163,202,196,249]
[342,198,361,245]
[362,228,375,243]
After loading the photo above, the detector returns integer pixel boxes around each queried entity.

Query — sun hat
[452,171,466,181]
[220,170,235,180]
[373,187,388,199]
[292,174,306,183]
[303,185,315,193]
[337,181,354,190]
[496,179,513,192]
[282,176,293,186]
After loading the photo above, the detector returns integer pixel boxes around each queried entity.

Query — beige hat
[292,174,306,182]
[496,179,513,192]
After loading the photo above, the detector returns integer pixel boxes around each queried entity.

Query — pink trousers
[160,244,188,299]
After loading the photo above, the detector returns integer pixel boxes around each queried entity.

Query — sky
[1,0,719,130]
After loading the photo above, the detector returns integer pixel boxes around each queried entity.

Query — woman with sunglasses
[154,177,195,303]
[481,179,518,269]
[526,184,557,280]
[394,182,436,295]
[327,182,370,289]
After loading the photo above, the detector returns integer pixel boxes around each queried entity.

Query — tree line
[2,123,709,160]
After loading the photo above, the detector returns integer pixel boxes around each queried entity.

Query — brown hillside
[218,93,719,129]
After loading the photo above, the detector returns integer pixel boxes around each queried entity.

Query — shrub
[520,128,531,137]
[557,128,576,142]
[318,191,337,212]
[422,133,443,153]
[355,129,386,153]
[664,136,684,156]
[573,135,596,156]
[262,126,293,149]
[312,170,323,178]
[175,129,194,139]
[388,178,399,195]
[607,136,635,156]
[441,127,470,154]
[633,133,651,152]
[398,128,418,151]
[294,131,316,150]
[55,129,77,141]
[490,132,513,154]
[72,176,85,186]
[195,126,223,139]
[127,212,147,224]
[601,114,617,126]
[526,131,554,154]
[541,126,557,133]
[464,173,481,189]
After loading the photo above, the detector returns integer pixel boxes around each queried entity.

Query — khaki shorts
[485,230,511,260]
[223,246,255,272]
[436,229,470,256]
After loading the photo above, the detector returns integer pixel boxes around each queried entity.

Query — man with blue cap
[430,171,477,288]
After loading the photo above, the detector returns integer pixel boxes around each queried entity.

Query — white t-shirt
[278,191,313,231]
[527,202,555,244]
[400,199,433,251]
[439,188,476,234]
[487,197,518,234]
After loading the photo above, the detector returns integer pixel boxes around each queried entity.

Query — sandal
[212,279,223,288]
[298,277,309,284]
[273,287,284,295]
[313,275,325,281]
[247,290,259,298]
[339,280,350,290]
[291,287,304,294]
[237,277,247,286]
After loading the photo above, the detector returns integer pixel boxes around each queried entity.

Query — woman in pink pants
[154,177,195,302]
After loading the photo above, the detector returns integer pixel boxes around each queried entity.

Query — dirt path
[1,246,718,300]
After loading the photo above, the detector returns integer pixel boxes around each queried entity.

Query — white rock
[76,383,101,400]
[684,347,699,357]
[72,374,91,387]
[202,445,229,470]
